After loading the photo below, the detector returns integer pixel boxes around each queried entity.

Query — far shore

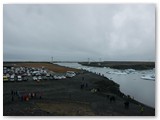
[79,61,155,70]
[4,61,155,70]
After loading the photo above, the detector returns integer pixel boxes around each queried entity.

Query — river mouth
[55,62,155,108]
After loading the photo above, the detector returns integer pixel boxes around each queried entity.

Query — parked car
[54,75,62,80]
[42,76,47,80]
[66,71,76,78]
[23,76,28,81]
[38,76,42,80]
[60,75,66,79]
[10,75,15,82]
[33,76,38,81]
[54,75,66,80]
[3,76,9,82]
[49,76,53,80]
[17,75,22,81]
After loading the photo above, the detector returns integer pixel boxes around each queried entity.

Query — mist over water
[56,62,155,108]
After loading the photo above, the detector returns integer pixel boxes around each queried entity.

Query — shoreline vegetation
[3,62,155,116]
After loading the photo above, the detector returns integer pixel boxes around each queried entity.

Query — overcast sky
[3,4,155,61]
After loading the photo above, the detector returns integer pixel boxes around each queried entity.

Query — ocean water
[56,62,155,108]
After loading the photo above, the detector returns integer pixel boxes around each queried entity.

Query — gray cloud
[3,4,155,61]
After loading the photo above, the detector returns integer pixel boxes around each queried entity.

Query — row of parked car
[3,66,76,82]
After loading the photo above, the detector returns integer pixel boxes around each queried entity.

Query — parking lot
[3,63,77,82]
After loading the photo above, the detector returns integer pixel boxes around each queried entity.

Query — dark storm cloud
[3,4,155,61]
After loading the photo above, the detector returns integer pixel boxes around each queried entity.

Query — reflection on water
[56,63,155,108]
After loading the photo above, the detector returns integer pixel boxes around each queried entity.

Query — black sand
[3,71,155,116]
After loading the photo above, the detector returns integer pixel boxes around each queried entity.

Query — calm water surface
[56,63,155,108]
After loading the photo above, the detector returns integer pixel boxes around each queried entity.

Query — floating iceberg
[141,74,155,80]
[106,69,136,75]
[106,71,127,75]
[125,69,136,74]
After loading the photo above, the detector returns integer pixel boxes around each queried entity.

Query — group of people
[124,98,144,115]
[80,76,145,115]
[11,90,42,102]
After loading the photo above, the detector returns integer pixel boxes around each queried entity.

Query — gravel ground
[3,71,155,116]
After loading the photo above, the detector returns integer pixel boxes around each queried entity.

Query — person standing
[140,106,144,115]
